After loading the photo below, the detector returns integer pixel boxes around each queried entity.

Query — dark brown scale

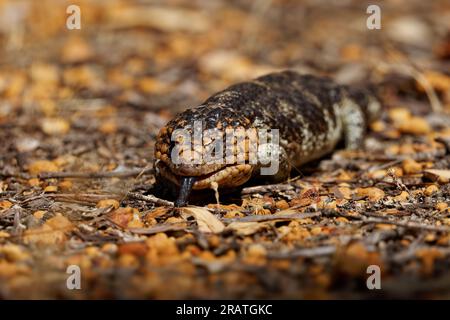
[162,71,374,162]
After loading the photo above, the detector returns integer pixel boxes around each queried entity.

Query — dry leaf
[424,169,450,183]
[109,207,139,228]
[182,207,225,234]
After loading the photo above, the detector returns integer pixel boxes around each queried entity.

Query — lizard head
[154,104,257,206]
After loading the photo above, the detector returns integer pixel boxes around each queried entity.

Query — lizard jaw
[156,160,253,190]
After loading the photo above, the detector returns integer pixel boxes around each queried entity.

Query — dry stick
[0,171,30,179]
[222,211,321,223]
[19,193,116,205]
[268,245,337,259]
[362,217,450,233]
[326,209,450,232]
[115,165,167,209]
[128,223,186,235]
[36,165,167,207]
[240,175,304,195]
[38,168,153,179]
[366,158,404,173]
[126,192,174,207]
[0,191,17,197]
[391,234,426,264]
[331,208,450,232]
[241,183,294,195]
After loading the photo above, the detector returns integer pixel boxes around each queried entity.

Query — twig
[366,158,403,173]
[0,171,30,179]
[126,192,174,207]
[128,223,186,235]
[20,193,116,205]
[391,234,425,263]
[363,217,450,232]
[222,211,321,223]
[38,168,153,179]
[241,183,295,195]
[268,245,336,259]
[326,210,450,232]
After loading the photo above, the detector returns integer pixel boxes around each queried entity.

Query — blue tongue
[174,176,197,207]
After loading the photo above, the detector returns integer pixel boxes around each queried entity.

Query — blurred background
[1,0,449,110]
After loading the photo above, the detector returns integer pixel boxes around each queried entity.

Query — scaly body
[154,71,381,206]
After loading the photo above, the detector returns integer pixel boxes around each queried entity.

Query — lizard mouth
[156,160,253,207]
[156,160,254,190]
